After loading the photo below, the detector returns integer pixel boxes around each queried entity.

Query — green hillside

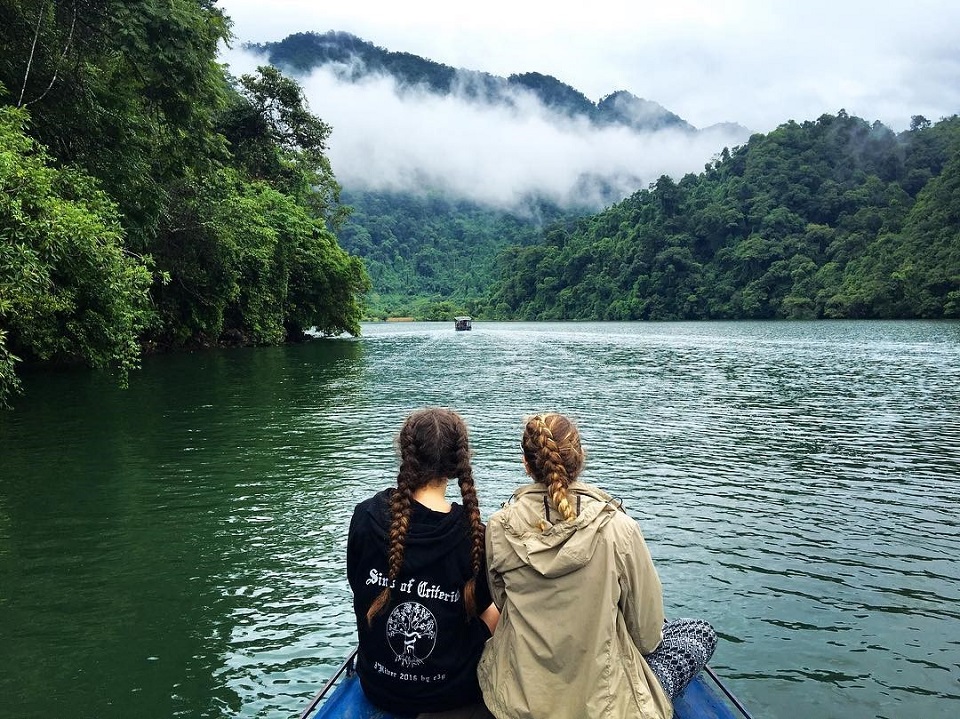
[337,191,578,319]
[483,112,960,320]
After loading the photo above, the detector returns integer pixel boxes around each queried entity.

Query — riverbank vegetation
[0,1,368,407]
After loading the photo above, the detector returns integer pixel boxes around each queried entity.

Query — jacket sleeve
[485,519,507,610]
[616,515,665,655]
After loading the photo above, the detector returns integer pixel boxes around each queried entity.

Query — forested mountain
[0,2,368,407]
[483,112,960,320]
[252,30,958,323]
[250,31,713,134]
[336,191,577,319]
[249,29,746,317]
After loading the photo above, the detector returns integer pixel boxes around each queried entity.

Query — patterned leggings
[644,618,718,699]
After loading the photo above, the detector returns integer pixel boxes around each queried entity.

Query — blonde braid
[529,415,577,522]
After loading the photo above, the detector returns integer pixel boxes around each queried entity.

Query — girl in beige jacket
[478,413,716,719]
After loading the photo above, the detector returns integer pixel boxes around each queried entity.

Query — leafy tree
[0,0,232,247]
[0,103,152,407]
[0,4,372,404]
[894,150,960,316]
[221,65,347,227]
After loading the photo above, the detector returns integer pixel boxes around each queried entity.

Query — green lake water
[1,321,958,718]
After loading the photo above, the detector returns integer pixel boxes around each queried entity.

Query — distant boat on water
[455,316,472,331]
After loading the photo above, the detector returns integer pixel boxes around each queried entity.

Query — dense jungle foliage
[483,112,960,320]
[0,1,368,407]
[337,190,577,319]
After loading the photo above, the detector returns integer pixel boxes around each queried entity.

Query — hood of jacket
[488,481,623,578]
[356,488,471,574]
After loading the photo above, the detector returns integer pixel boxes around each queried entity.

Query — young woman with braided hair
[347,408,498,718]
[478,413,717,719]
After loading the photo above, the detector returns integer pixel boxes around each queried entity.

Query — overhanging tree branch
[18,0,49,106]
[19,0,78,108]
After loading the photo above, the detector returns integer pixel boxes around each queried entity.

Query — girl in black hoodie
[347,408,498,717]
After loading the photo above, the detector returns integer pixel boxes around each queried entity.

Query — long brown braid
[366,408,484,625]
[455,422,484,618]
[522,413,585,522]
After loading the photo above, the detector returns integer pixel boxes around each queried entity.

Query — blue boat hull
[312,670,739,719]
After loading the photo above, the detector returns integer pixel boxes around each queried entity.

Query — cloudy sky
[216,0,960,209]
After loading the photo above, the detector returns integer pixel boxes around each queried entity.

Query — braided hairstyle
[366,408,485,624]
[522,413,585,523]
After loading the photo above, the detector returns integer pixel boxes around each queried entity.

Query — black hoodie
[347,489,492,715]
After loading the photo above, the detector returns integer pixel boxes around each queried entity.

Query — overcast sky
[215,0,960,209]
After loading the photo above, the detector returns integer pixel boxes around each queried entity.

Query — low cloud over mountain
[223,32,751,211]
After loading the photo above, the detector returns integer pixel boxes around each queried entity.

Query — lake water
[1,321,958,719]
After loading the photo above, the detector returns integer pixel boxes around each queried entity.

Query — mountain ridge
[248,30,747,137]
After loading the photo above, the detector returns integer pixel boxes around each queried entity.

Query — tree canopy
[482,112,960,321]
[0,1,368,407]
[0,103,152,407]
[336,190,576,320]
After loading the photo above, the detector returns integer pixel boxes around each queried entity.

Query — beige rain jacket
[478,481,672,719]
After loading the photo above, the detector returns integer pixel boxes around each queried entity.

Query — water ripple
[1,321,958,718]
